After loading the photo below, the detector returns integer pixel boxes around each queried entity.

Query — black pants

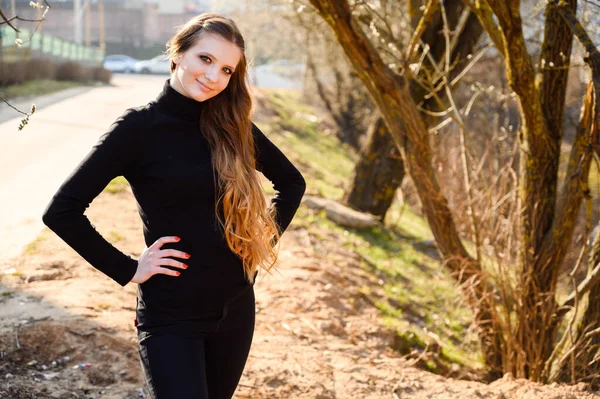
[136,286,255,399]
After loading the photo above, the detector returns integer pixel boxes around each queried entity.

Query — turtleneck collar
[155,78,204,121]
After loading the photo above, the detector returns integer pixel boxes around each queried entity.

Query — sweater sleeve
[42,108,141,287]
[252,122,307,237]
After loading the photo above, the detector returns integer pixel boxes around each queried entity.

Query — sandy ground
[0,186,599,398]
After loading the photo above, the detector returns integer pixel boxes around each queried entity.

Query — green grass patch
[261,88,483,373]
[24,234,47,255]
[107,230,124,243]
[293,203,482,371]
[0,79,88,100]
[104,176,130,194]
[384,200,433,241]
[258,89,358,200]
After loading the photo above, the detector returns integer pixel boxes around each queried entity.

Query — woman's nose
[206,66,219,82]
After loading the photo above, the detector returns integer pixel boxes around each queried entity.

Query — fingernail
[175,237,181,241]
[185,254,191,258]
[176,271,181,276]
[183,264,188,269]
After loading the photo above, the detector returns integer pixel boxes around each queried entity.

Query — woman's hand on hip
[130,236,190,284]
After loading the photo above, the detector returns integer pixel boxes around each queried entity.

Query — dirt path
[1,188,598,398]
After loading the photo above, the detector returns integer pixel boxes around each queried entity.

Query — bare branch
[461,0,506,58]
[406,0,440,62]
[549,0,600,85]
[0,96,30,117]
[559,260,600,315]
[0,7,19,31]
[0,15,45,25]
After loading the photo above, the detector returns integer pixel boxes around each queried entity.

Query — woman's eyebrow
[200,52,236,71]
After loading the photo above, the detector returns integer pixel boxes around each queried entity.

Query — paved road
[0,74,166,264]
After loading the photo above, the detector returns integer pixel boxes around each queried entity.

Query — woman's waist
[142,227,236,257]
[135,284,255,333]
[141,213,221,239]
[136,275,252,320]
[139,255,247,288]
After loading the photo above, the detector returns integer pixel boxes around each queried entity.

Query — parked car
[134,55,171,75]
[103,54,139,73]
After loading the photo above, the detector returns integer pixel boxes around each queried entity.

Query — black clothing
[42,79,306,329]
[137,285,255,399]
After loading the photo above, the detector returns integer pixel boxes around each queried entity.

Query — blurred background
[0,0,307,89]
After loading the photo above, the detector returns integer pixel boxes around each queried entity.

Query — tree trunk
[553,81,599,384]
[557,224,600,385]
[344,0,483,225]
[344,115,404,222]
[466,0,580,380]
[572,225,600,386]
[513,0,577,380]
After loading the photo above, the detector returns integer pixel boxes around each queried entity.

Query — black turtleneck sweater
[42,79,306,327]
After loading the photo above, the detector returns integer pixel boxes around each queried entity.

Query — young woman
[42,13,306,399]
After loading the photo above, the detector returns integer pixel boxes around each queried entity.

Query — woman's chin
[188,89,209,102]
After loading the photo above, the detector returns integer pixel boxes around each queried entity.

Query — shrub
[92,67,112,84]
[56,61,84,81]
[0,62,26,86]
[1,60,110,86]
[25,58,56,81]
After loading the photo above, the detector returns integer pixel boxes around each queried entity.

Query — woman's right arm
[42,108,143,287]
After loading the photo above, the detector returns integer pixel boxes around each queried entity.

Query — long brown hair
[166,13,280,283]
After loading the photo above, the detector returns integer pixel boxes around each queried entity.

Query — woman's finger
[157,249,190,260]
[154,266,181,277]
[150,236,181,250]
[158,259,188,269]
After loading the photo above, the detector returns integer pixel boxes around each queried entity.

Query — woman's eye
[200,56,231,74]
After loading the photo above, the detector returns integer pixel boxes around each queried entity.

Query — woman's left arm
[252,122,307,235]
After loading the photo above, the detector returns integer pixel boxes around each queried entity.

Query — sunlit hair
[165,13,280,284]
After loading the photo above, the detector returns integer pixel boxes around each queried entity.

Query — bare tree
[304,0,600,383]
[0,1,50,129]
[304,0,506,377]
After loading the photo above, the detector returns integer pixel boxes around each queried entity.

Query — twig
[0,95,30,116]
[299,317,321,334]
[10,316,52,353]
[21,315,51,324]
[15,325,20,350]
[406,0,440,62]
[0,8,18,31]
[67,328,95,337]
[559,260,600,315]
[0,15,45,24]
[435,0,483,261]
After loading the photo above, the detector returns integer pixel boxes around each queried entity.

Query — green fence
[0,26,104,64]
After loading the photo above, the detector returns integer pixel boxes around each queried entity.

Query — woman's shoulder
[101,104,155,147]
[111,101,161,134]
[118,102,154,122]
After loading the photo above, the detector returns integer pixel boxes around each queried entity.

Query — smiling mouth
[196,79,212,91]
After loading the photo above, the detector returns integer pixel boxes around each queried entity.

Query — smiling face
[170,32,242,102]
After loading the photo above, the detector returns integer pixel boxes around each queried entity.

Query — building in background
[6,0,212,58]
